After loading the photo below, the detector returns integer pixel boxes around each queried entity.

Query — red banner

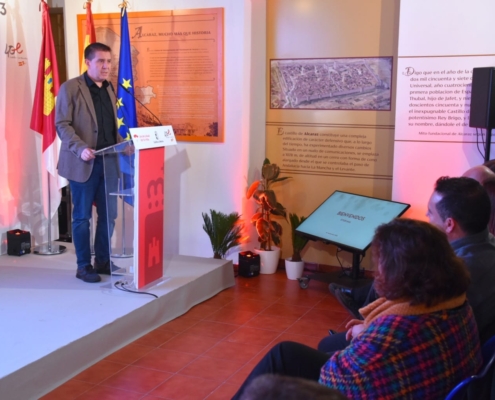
[80,1,96,73]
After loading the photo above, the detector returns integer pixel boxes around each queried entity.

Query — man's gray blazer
[56,74,118,183]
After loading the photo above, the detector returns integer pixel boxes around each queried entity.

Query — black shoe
[334,290,363,320]
[76,265,101,283]
[94,260,119,275]
[329,283,353,296]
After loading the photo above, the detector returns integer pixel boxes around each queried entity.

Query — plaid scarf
[319,299,481,399]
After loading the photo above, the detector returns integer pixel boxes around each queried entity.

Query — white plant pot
[285,258,305,280]
[254,247,280,274]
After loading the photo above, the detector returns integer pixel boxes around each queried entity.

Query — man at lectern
[56,42,118,283]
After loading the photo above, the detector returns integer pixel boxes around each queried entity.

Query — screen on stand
[296,190,410,252]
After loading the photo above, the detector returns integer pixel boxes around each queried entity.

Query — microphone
[119,83,163,126]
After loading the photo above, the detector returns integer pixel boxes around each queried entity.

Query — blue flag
[116,7,136,206]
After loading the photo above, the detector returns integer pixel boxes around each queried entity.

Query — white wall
[0,0,266,259]
[392,0,495,219]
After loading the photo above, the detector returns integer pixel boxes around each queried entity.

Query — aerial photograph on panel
[270,57,393,110]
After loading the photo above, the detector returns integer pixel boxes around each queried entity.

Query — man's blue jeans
[69,157,117,269]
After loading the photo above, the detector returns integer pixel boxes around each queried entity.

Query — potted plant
[285,213,309,280]
[246,158,290,273]
[202,209,244,259]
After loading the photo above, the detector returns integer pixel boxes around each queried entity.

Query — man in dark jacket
[321,176,495,352]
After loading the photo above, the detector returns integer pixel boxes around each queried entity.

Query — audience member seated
[320,176,495,353]
[239,375,349,400]
[462,164,495,184]
[232,219,482,400]
[483,179,495,235]
[484,159,495,174]
[462,165,495,236]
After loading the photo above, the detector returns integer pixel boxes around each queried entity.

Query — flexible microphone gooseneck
[119,83,163,126]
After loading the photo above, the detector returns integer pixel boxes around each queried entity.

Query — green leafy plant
[246,158,290,251]
[289,213,309,262]
[202,210,244,259]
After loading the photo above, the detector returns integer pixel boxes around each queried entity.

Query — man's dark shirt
[84,72,116,150]
[450,228,495,344]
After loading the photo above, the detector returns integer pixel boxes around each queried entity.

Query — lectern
[95,126,177,289]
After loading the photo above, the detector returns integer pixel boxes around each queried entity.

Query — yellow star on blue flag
[116,6,136,206]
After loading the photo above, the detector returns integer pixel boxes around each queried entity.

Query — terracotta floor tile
[235,287,283,302]
[133,348,198,372]
[134,329,178,347]
[75,385,143,400]
[268,332,322,349]
[221,298,272,313]
[204,308,258,325]
[201,293,236,308]
[337,317,353,331]
[214,287,237,298]
[249,346,271,364]
[155,316,200,333]
[206,382,240,399]
[244,313,298,332]
[261,303,310,319]
[276,294,325,308]
[226,360,258,386]
[225,326,281,347]
[100,365,172,393]
[150,374,221,399]
[160,332,221,355]
[183,303,221,320]
[203,340,265,363]
[285,281,327,295]
[45,270,355,400]
[285,319,338,338]
[39,379,94,400]
[72,360,126,384]
[301,307,350,325]
[179,356,244,382]
[104,343,155,365]
[183,320,239,340]
[178,355,245,381]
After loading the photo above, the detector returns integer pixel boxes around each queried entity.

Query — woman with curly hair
[232,219,482,400]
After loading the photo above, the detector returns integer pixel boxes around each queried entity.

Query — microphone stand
[119,84,164,126]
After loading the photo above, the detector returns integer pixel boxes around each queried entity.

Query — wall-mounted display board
[77,8,224,142]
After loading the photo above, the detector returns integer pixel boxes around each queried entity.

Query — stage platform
[0,243,234,400]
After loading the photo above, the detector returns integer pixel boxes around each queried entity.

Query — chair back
[445,334,495,400]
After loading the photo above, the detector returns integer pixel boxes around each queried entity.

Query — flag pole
[31,0,67,256]
[33,172,67,255]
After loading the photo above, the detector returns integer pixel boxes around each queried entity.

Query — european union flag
[116,6,136,206]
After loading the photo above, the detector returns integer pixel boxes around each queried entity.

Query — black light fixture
[7,229,31,256]
[238,251,260,278]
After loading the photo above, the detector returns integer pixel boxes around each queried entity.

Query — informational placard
[395,55,495,142]
[77,8,224,142]
[266,123,394,179]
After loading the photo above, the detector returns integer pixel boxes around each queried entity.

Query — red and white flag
[30,0,68,219]
[80,1,96,73]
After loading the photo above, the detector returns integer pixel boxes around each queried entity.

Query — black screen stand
[298,246,371,289]
[485,128,492,162]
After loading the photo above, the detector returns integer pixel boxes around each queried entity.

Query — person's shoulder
[60,75,85,90]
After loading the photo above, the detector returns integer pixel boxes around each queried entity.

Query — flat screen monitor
[296,190,410,253]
